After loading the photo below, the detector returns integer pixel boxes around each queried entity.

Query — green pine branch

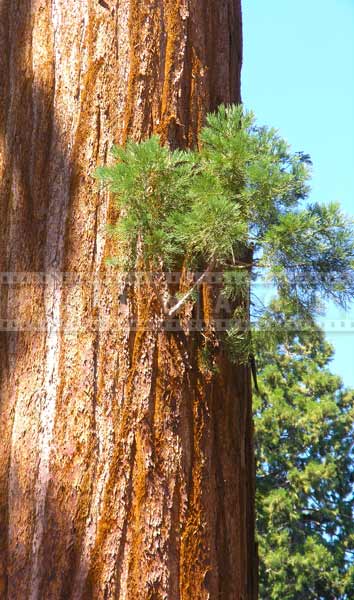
[95,104,354,361]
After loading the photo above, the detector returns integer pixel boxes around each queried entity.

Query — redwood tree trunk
[0,1,257,598]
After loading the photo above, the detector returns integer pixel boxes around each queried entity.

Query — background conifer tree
[254,305,354,600]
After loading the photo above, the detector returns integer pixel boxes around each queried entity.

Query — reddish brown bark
[0,1,257,598]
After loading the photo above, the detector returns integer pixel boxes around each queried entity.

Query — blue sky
[242,0,354,386]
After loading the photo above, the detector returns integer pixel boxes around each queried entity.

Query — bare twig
[167,268,210,317]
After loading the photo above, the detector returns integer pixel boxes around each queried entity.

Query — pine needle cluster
[96,105,354,356]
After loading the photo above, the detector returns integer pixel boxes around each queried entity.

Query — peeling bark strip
[0,1,257,599]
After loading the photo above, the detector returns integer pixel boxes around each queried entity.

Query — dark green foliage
[254,305,354,600]
[96,104,354,354]
[222,270,250,302]
[198,343,220,376]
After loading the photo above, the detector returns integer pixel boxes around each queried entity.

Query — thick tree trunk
[0,1,257,598]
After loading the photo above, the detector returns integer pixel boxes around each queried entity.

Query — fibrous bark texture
[0,0,257,598]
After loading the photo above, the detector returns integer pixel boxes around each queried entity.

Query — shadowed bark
[0,0,257,598]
